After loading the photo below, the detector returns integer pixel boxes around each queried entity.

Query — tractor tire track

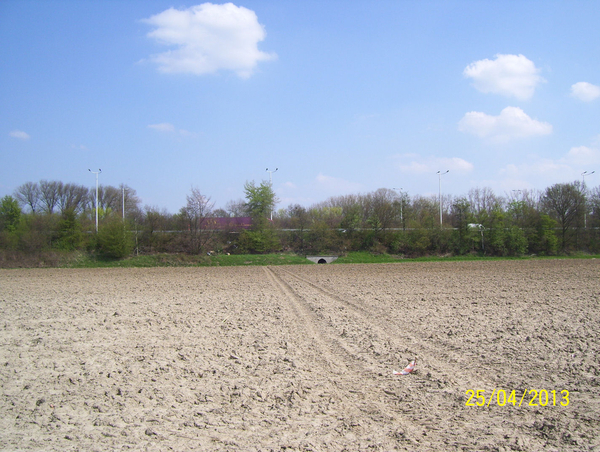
[274,266,491,388]
[268,266,550,451]
[264,266,441,449]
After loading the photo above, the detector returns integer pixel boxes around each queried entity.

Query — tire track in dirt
[264,266,440,449]
[269,266,550,451]
[274,266,491,388]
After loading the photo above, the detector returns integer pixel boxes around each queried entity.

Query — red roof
[206,217,253,230]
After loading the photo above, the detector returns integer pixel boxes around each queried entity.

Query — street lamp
[89,169,101,233]
[582,170,595,188]
[582,171,595,229]
[393,187,404,227]
[266,167,278,220]
[437,170,449,226]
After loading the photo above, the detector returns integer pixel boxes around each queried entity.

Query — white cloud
[148,123,175,132]
[148,123,195,137]
[571,82,600,102]
[458,106,552,142]
[463,54,543,100]
[315,173,362,193]
[564,146,600,166]
[395,153,474,174]
[498,142,600,186]
[9,130,30,140]
[143,3,276,78]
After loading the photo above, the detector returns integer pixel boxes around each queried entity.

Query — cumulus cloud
[458,106,552,142]
[395,154,474,174]
[571,82,600,102]
[143,3,276,78]
[463,54,543,100]
[9,130,30,140]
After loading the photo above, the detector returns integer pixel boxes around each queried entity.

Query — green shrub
[504,227,528,256]
[95,219,134,258]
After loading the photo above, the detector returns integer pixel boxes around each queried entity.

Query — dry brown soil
[1,259,599,451]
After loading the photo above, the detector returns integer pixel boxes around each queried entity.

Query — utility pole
[437,170,449,226]
[582,171,595,229]
[393,187,404,227]
[89,169,101,233]
[266,167,278,220]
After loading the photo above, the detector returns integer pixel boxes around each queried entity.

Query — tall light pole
[582,170,595,229]
[437,170,449,226]
[393,187,404,227]
[89,169,101,233]
[266,167,278,220]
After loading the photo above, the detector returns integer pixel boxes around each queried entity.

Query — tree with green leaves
[239,181,279,253]
[95,217,134,259]
[450,197,473,254]
[0,196,22,233]
[54,209,83,251]
[542,182,585,252]
[244,180,277,227]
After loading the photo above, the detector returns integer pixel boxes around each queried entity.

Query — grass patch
[333,251,600,264]
[2,250,597,269]
[67,252,313,268]
[211,254,312,266]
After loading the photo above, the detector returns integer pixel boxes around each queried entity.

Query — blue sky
[1,0,599,213]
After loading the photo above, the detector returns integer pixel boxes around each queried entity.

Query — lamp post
[582,171,595,229]
[266,167,278,220]
[393,187,404,227]
[89,169,101,233]
[437,170,449,226]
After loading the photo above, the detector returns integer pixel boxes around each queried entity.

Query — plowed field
[1,259,599,451]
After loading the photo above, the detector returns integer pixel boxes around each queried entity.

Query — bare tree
[468,187,505,218]
[58,183,89,214]
[179,188,215,254]
[95,185,121,212]
[287,204,310,251]
[120,184,142,221]
[367,188,399,233]
[39,180,61,214]
[226,199,248,217]
[14,182,40,213]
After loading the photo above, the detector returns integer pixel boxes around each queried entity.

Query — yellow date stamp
[465,389,569,407]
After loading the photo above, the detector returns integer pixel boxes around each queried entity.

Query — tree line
[1,178,599,263]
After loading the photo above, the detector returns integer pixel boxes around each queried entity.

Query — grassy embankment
[64,251,599,268]
[1,250,597,269]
